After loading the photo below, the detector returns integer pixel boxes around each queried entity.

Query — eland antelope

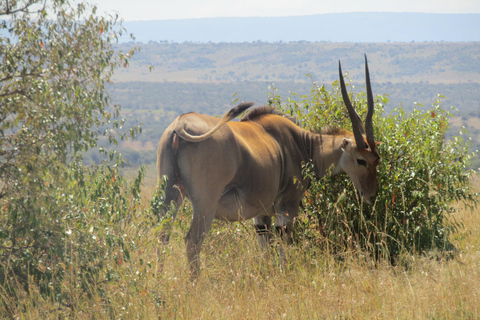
[156,56,380,277]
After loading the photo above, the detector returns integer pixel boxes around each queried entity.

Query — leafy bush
[1,156,150,289]
[272,79,477,261]
[0,0,151,310]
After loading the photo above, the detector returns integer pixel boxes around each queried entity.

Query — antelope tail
[175,102,254,142]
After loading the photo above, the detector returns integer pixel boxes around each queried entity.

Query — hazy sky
[93,0,480,21]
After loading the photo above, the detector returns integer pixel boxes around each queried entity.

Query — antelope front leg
[254,215,272,250]
[274,206,296,271]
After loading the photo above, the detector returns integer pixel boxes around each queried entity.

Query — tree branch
[0,0,44,16]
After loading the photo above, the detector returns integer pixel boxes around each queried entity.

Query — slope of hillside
[115,42,480,85]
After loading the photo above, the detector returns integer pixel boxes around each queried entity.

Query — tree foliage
[0,0,144,302]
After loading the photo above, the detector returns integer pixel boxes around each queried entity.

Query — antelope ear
[341,138,352,151]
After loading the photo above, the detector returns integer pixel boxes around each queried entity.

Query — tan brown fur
[241,105,298,124]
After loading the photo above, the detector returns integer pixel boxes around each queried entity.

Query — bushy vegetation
[0,0,151,312]
[272,80,478,261]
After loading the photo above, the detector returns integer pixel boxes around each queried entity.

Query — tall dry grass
[1,178,479,319]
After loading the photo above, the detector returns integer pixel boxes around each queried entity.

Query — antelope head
[337,55,380,204]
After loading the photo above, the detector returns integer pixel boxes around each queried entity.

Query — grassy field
[2,177,479,319]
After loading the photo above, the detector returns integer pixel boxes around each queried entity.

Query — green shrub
[0,156,149,293]
[272,80,477,260]
[0,0,152,311]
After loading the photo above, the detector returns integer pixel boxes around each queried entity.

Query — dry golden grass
[3,179,479,319]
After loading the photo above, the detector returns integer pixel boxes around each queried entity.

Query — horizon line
[122,11,480,23]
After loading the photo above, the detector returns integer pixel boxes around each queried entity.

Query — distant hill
[123,13,480,43]
[115,41,480,85]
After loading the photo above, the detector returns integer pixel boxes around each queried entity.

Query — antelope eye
[357,159,367,166]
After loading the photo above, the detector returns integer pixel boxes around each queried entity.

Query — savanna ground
[4,174,479,319]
